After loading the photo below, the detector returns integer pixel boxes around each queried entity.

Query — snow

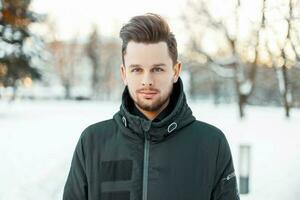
[275,67,285,94]
[0,99,300,200]
[239,79,252,95]
[210,63,235,78]
[13,31,22,41]
[3,27,13,41]
[0,39,18,57]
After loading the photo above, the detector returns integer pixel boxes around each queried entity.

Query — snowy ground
[0,99,299,200]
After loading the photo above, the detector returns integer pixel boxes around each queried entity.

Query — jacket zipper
[222,171,236,182]
[142,136,150,200]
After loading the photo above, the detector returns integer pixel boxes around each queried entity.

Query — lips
[138,90,158,99]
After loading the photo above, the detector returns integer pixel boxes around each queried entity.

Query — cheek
[156,76,173,86]
[127,80,139,95]
[127,81,138,92]
[128,86,137,100]
[157,79,173,95]
[127,75,142,85]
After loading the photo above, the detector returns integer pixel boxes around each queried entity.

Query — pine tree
[0,0,45,99]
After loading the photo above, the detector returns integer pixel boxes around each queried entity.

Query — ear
[173,61,182,83]
[120,64,127,85]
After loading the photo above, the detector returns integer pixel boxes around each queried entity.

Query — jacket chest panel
[91,131,216,200]
[90,136,144,200]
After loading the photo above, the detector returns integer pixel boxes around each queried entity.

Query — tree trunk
[281,65,290,118]
[10,81,18,102]
[238,94,246,119]
[64,83,71,100]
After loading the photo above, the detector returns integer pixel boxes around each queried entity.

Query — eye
[131,68,142,73]
[152,67,164,72]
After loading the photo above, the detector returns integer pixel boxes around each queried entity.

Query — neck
[135,98,170,121]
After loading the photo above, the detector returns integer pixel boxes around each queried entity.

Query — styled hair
[119,13,178,66]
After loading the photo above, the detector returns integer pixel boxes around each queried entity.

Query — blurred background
[0,0,300,199]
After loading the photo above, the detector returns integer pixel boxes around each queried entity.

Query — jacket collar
[113,77,195,143]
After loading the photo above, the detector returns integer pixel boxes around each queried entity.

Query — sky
[29,0,188,44]
[28,0,291,60]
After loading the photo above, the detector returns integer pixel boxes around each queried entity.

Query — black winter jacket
[63,78,240,200]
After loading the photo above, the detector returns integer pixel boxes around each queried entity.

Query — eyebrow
[128,63,167,68]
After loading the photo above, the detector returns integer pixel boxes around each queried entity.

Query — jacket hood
[113,77,196,143]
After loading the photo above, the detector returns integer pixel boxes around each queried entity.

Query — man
[63,13,240,200]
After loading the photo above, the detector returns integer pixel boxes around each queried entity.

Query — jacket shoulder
[190,120,233,157]
[189,120,227,141]
[80,119,117,141]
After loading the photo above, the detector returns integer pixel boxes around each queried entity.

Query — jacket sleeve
[211,133,240,200]
[63,131,88,200]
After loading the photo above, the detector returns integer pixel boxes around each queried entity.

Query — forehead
[124,41,172,67]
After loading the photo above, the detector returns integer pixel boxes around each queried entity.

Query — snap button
[122,116,127,127]
[167,122,177,133]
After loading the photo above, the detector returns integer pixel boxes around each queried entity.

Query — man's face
[120,41,181,113]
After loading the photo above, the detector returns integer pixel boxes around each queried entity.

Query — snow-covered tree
[0,0,45,100]
[86,26,101,99]
[182,0,300,118]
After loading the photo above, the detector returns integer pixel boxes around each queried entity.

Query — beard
[135,92,170,112]
[129,84,173,112]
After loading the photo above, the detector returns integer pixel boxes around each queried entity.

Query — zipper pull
[144,131,152,141]
[223,172,236,181]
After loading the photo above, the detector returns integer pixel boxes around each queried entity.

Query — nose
[142,72,153,87]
